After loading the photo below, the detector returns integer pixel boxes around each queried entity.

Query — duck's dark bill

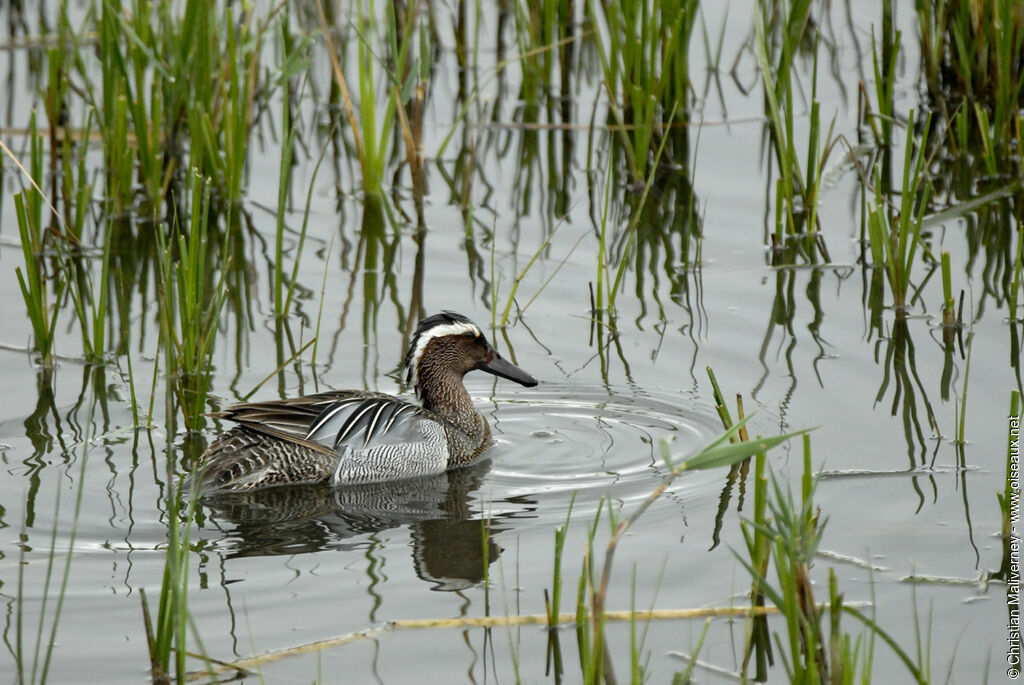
[480,353,538,387]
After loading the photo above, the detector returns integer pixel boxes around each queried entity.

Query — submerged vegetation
[1,0,1021,682]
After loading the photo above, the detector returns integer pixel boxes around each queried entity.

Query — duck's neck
[418,369,487,440]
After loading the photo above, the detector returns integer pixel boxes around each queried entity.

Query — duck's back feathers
[192,392,447,493]
[213,391,429,451]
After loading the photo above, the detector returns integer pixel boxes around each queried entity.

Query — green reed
[6,0,291,387]
[755,0,835,264]
[867,110,933,311]
[917,0,1024,150]
[11,113,62,371]
[545,495,574,649]
[62,220,113,364]
[941,251,954,322]
[142,435,210,683]
[705,370,928,683]
[867,15,900,188]
[58,115,113,363]
[319,0,428,203]
[705,370,772,679]
[94,0,268,220]
[564,415,807,682]
[734,441,929,684]
[593,109,676,323]
[742,435,773,677]
[14,193,62,372]
[155,170,231,431]
[588,0,697,183]
[12,99,114,365]
[511,0,558,109]
[274,15,316,319]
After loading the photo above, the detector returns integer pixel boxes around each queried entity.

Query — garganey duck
[190,312,537,493]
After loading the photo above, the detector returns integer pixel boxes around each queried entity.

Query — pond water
[0,1,1018,683]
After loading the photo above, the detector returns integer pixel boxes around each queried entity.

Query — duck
[189,311,537,493]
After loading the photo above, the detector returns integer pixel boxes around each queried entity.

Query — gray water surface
[0,1,1014,682]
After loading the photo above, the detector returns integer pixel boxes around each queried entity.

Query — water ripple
[481,382,728,523]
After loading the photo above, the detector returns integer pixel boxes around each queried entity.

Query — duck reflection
[196,459,502,590]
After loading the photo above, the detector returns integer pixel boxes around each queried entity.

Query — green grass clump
[755,0,835,264]
[735,440,930,684]
[10,112,61,372]
[318,0,429,204]
[917,0,1024,150]
[704,371,929,683]
[588,0,697,183]
[867,110,934,312]
[155,170,231,431]
[565,410,807,682]
[14,193,62,373]
[96,0,271,219]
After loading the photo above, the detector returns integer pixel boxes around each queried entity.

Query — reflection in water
[870,316,941,512]
[197,460,504,590]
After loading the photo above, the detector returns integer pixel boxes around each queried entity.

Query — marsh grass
[155,170,231,431]
[867,110,934,312]
[755,0,835,264]
[940,251,955,325]
[588,0,697,183]
[317,0,429,205]
[705,370,930,683]
[9,114,63,371]
[734,446,930,684]
[8,111,113,366]
[567,415,808,682]
[592,108,679,327]
[141,434,211,684]
[917,0,1024,153]
[95,0,274,217]
[273,15,318,319]
[14,192,63,373]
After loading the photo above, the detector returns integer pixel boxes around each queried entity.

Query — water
[0,1,1017,682]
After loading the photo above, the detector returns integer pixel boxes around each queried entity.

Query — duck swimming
[190,311,537,493]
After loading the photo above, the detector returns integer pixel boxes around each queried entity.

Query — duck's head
[404,312,538,401]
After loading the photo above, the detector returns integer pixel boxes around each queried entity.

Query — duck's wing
[215,391,430,453]
[304,394,430,450]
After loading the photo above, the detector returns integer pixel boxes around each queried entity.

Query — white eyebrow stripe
[407,321,482,391]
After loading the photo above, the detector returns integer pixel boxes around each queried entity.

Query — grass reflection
[0,0,1021,681]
